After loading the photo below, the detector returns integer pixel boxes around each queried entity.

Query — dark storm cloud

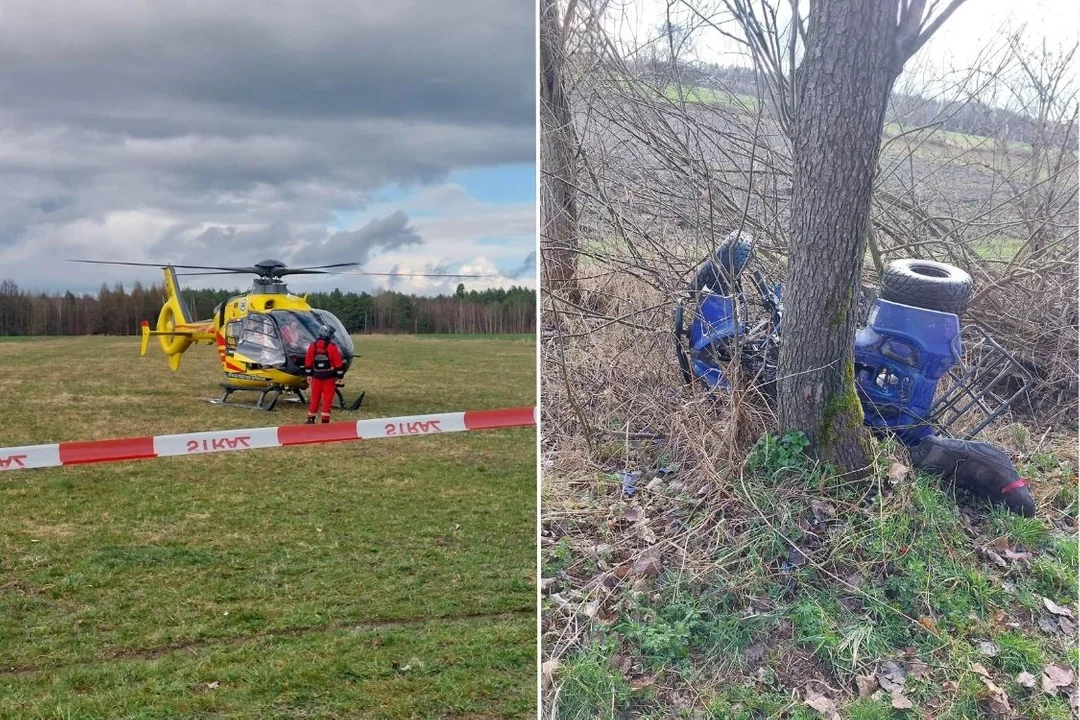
[169,211,421,268]
[299,211,423,265]
[0,2,532,128]
[508,250,537,279]
[0,1,534,287]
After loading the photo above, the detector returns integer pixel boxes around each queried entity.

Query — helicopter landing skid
[340,387,366,411]
[207,382,305,411]
[203,383,364,412]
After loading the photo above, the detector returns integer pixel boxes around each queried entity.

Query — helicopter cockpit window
[266,310,317,358]
[271,311,318,356]
[266,310,354,359]
[312,311,354,356]
[235,313,285,366]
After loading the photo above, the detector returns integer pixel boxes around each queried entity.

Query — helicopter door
[232,313,286,368]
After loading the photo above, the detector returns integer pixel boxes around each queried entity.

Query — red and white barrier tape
[0,406,536,472]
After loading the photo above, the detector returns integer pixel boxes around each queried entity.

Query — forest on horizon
[0,280,536,336]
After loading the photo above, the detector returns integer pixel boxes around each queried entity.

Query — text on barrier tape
[0,406,536,471]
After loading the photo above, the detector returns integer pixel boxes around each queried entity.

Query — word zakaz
[384,420,442,436]
[186,436,252,453]
[0,454,27,469]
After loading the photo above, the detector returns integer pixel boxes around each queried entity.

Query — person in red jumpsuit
[304,325,345,424]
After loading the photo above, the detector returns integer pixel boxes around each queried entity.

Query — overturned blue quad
[674,232,1036,516]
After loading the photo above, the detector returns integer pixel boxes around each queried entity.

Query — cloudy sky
[0,1,535,296]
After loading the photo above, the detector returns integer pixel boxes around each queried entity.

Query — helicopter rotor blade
[68,259,257,273]
[276,269,340,276]
[285,262,360,271]
[70,259,498,280]
[332,271,497,278]
[174,271,257,276]
[276,269,496,278]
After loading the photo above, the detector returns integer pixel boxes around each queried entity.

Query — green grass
[413,332,535,342]
[546,432,1078,718]
[972,235,1026,261]
[0,334,536,718]
[883,122,1032,154]
[660,84,758,112]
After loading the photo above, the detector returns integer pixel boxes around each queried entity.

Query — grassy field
[659,84,758,112]
[0,334,537,719]
[544,430,1078,719]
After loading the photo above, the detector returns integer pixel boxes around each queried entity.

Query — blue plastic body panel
[687,291,961,446]
[689,293,740,389]
[854,299,961,445]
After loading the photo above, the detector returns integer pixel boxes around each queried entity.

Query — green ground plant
[544,430,1078,718]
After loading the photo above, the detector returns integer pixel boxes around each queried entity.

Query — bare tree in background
[540,0,581,301]
[727,0,968,469]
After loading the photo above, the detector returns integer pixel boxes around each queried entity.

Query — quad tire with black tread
[880,259,972,314]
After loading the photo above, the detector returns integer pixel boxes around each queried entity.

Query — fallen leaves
[968,663,1013,718]
[1038,614,1062,634]
[1041,664,1076,695]
[906,660,931,680]
[981,675,1012,717]
[630,547,662,577]
[810,499,837,521]
[890,692,914,709]
[804,691,841,719]
[1043,597,1075,618]
[875,661,914,709]
[1016,671,1037,689]
[855,673,878,698]
[876,661,907,693]
[541,659,559,690]
[984,548,1008,568]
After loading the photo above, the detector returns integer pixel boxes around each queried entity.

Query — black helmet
[317,324,334,340]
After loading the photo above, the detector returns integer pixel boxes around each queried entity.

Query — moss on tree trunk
[775,1,903,474]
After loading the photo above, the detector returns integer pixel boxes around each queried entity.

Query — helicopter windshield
[312,311,354,356]
[269,310,354,358]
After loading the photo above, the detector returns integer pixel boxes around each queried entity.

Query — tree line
[0,280,536,336]
[628,59,1072,147]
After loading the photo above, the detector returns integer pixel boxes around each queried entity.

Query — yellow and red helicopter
[69,258,483,411]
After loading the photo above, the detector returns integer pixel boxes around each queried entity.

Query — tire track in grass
[0,606,534,676]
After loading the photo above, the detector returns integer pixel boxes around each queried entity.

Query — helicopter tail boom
[146,267,215,371]
[163,267,194,324]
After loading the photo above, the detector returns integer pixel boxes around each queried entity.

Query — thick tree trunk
[539,0,579,300]
[776,1,901,471]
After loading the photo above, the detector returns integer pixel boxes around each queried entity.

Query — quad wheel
[880,259,973,314]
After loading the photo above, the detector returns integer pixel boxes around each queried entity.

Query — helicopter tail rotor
[130,267,217,370]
